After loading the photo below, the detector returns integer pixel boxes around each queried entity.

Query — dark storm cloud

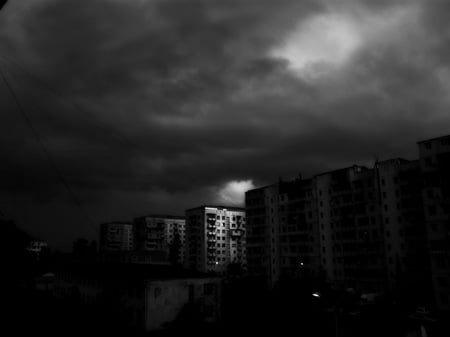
[1,0,450,248]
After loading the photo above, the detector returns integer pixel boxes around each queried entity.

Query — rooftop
[417,134,450,144]
[186,205,245,212]
[56,262,217,281]
[134,214,185,220]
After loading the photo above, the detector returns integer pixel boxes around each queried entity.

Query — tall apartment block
[316,165,386,292]
[100,222,134,252]
[376,158,429,301]
[185,206,246,273]
[418,135,450,315]
[134,215,186,265]
[246,177,320,287]
[246,161,428,298]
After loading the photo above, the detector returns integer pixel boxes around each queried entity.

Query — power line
[0,63,98,235]
[0,55,146,155]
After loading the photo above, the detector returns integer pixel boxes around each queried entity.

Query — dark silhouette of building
[246,148,433,310]
[246,177,320,287]
[418,135,450,316]
[52,263,221,332]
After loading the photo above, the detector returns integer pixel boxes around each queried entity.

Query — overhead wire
[0,59,98,235]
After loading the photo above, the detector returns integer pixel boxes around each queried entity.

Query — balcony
[231,229,243,237]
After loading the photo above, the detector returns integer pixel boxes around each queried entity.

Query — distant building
[100,222,134,252]
[185,206,246,273]
[418,135,450,315]
[134,215,186,265]
[25,240,49,261]
[26,240,48,254]
[53,263,221,331]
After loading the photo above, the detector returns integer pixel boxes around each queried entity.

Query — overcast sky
[1,0,450,249]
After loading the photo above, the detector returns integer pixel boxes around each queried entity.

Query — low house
[53,263,221,331]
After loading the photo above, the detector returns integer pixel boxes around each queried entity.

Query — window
[204,283,215,295]
[428,206,437,216]
[154,287,162,299]
[438,277,448,288]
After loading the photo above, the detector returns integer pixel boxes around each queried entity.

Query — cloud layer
[1,0,450,248]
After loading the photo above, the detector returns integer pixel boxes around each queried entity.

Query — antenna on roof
[373,155,379,168]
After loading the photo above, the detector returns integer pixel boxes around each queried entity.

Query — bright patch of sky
[271,2,421,80]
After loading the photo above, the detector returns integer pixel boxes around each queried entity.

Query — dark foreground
[6,282,450,337]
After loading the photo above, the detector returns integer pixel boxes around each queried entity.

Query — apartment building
[376,158,429,300]
[246,177,320,287]
[185,206,246,273]
[315,165,386,292]
[246,160,430,298]
[418,135,450,315]
[100,222,134,252]
[134,215,185,265]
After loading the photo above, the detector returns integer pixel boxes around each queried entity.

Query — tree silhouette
[72,238,97,261]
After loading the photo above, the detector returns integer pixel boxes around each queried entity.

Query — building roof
[101,221,132,226]
[56,262,217,281]
[417,134,450,144]
[313,165,369,178]
[376,157,411,165]
[185,205,245,212]
[134,214,185,220]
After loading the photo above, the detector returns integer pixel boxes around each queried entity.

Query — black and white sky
[1,0,450,249]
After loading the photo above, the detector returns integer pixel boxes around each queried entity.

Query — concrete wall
[145,278,221,331]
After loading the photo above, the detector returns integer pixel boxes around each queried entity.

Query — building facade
[185,206,246,273]
[246,160,430,299]
[53,263,221,331]
[134,215,186,265]
[376,158,429,301]
[246,178,320,287]
[316,165,386,292]
[418,135,450,315]
[99,222,134,252]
